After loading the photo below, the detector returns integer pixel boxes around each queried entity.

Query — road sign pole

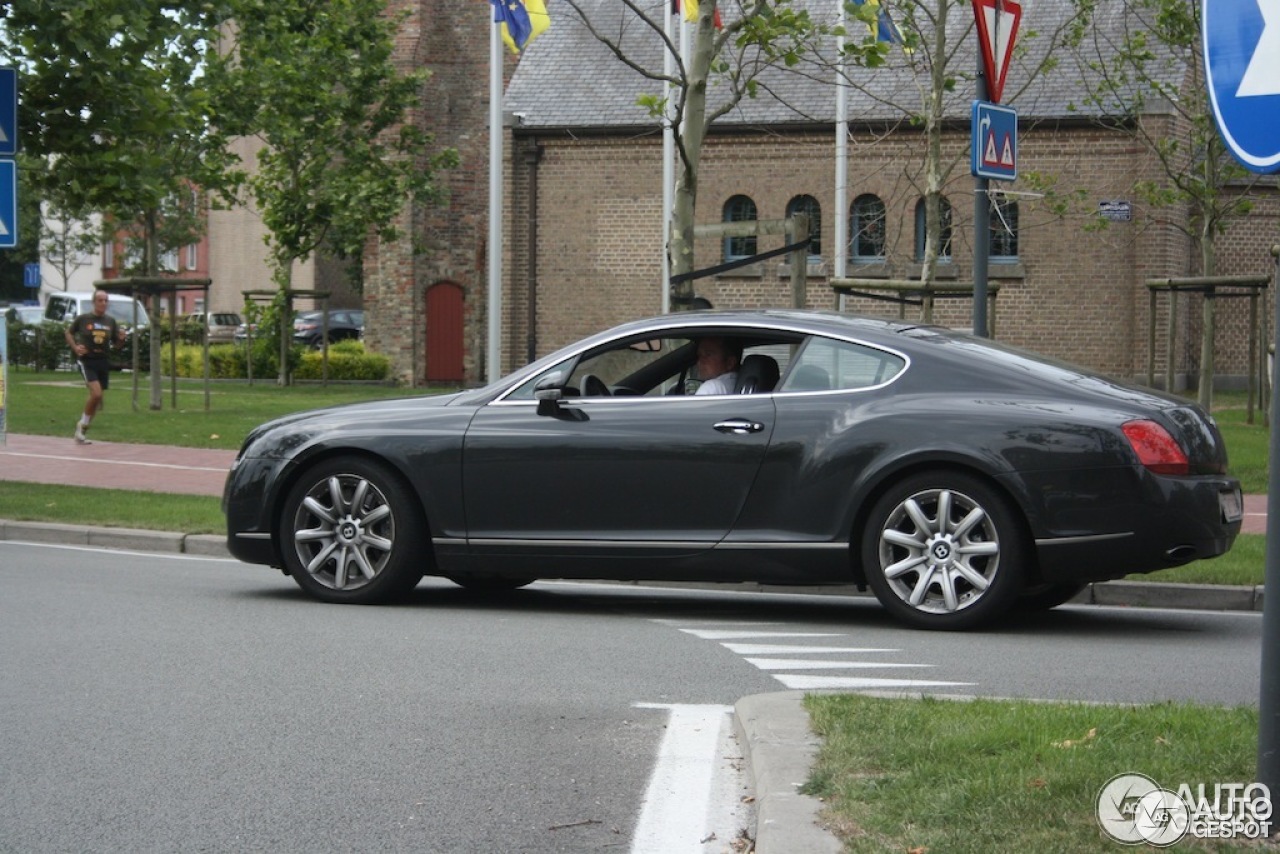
[973,62,990,338]
[1261,243,1280,798]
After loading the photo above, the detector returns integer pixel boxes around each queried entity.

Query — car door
[462,378,776,560]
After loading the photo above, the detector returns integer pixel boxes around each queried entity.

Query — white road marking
[723,643,899,655]
[745,657,932,671]
[630,703,736,854]
[776,674,976,690]
[679,629,844,640]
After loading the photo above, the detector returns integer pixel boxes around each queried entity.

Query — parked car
[5,304,44,327]
[292,309,364,348]
[223,309,1243,630]
[44,291,150,328]
[186,312,242,344]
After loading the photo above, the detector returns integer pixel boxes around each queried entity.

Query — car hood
[237,392,467,460]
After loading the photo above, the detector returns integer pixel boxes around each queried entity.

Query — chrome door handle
[714,419,765,435]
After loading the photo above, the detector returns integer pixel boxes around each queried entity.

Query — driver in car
[694,337,742,395]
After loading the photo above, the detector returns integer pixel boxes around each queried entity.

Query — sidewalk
[0,432,236,497]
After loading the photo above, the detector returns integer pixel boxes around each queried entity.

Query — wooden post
[789,214,808,309]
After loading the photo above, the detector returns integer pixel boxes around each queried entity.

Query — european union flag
[491,0,550,53]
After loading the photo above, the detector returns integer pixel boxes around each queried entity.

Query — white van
[44,292,151,328]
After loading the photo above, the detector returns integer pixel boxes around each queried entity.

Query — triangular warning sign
[1000,135,1014,166]
[984,131,999,164]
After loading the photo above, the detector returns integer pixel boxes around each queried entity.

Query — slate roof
[504,0,1186,130]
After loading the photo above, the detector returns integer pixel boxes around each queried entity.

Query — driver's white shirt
[695,372,738,395]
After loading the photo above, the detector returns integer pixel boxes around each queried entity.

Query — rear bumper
[1027,473,1242,583]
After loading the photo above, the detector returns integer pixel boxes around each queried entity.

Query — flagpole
[488,18,504,383]
[662,1,674,314]
[834,0,848,309]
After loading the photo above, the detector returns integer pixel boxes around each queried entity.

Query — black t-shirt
[69,313,119,360]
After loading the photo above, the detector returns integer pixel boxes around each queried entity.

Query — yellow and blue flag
[853,0,906,47]
[491,0,550,54]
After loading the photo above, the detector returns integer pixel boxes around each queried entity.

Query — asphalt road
[0,543,1265,852]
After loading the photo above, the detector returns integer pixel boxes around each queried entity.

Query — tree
[3,0,236,407]
[206,0,458,384]
[1071,0,1254,278]
[834,0,1091,312]
[560,0,882,305]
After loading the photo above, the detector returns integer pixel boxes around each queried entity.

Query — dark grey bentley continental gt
[223,310,1242,630]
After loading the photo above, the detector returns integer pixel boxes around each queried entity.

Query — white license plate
[1220,488,1243,523]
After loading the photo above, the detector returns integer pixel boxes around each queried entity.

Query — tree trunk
[668,2,717,307]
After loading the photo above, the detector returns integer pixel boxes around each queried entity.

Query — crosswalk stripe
[723,643,898,655]
[679,629,844,640]
[745,658,932,670]
[776,674,975,690]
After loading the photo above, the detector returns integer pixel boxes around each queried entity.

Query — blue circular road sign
[1203,0,1280,173]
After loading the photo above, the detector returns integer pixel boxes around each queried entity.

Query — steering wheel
[580,374,611,397]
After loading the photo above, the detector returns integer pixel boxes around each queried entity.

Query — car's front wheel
[862,471,1026,630]
[280,457,427,604]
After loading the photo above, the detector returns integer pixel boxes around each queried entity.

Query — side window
[506,337,692,400]
[779,337,905,392]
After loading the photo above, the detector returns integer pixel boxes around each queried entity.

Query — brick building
[362,0,1277,389]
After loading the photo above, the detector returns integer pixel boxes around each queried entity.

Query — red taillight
[1122,420,1189,475]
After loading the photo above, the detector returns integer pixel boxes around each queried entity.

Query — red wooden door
[425,282,464,382]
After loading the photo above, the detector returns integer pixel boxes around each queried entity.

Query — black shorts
[78,358,111,388]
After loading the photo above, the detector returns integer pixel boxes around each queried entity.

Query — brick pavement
[0,433,236,497]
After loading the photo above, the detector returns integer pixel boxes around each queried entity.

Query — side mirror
[534,371,565,416]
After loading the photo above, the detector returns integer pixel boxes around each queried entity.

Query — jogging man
[65,290,125,444]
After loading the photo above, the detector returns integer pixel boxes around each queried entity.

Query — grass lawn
[2,367,442,449]
[803,694,1264,853]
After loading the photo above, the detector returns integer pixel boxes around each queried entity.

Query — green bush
[294,341,391,381]
[160,340,390,382]
[5,321,67,371]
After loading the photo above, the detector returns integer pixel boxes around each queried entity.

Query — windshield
[104,301,150,326]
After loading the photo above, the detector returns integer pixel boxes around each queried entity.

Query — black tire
[861,471,1027,630]
[280,457,427,604]
[446,575,536,591]
[1013,582,1088,612]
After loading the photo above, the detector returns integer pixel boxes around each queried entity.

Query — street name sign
[971,101,1017,181]
[972,0,1022,104]
[1203,0,1280,172]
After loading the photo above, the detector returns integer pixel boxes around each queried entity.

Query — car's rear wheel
[280,457,426,603]
[862,471,1025,630]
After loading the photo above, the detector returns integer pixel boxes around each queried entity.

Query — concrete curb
[735,692,842,854]
[0,520,232,558]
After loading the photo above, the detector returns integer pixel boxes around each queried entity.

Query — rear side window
[779,337,905,392]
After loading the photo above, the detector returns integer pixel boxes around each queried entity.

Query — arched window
[850,194,886,263]
[785,194,822,260]
[989,196,1019,261]
[723,195,758,262]
[914,196,952,261]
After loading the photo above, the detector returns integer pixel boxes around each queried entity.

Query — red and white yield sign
[972,0,1022,104]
